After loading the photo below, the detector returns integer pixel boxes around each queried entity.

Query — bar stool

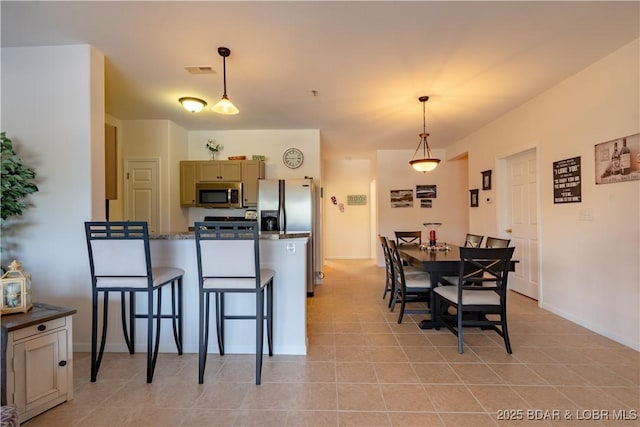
[84,221,183,383]
[194,221,274,385]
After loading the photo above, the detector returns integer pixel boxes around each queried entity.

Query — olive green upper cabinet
[180,161,197,206]
[197,161,242,182]
[242,160,266,207]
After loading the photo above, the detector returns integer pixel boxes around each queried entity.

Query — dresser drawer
[11,317,67,341]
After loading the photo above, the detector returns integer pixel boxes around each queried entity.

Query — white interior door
[125,159,159,233]
[504,149,539,299]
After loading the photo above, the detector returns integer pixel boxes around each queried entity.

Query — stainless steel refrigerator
[258,178,316,295]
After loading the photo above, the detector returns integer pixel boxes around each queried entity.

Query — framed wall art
[595,133,639,184]
[481,170,492,190]
[390,189,413,208]
[553,156,581,203]
[469,189,479,207]
[416,184,437,199]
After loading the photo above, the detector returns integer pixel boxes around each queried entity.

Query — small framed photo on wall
[481,170,492,190]
[469,189,479,207]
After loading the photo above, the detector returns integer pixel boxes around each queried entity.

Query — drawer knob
[59,360,67,367]
[37,324,47,331]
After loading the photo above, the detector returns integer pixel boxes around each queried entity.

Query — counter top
[1,302,77,332]
[145,234,309,355]
[149,231,310,240]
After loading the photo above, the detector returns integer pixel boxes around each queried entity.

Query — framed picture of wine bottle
[595,133,640,185]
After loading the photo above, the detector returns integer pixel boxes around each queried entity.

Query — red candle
[429,229,436,242]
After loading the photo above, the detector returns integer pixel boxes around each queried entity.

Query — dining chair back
[387,240,431,323]
[485,237,510,248]
[84,221,184,383]
[379,235,395,305]
[464,233,484,248]
[194,221,275,385]
[433,246,516,354]
[394,231,422,246]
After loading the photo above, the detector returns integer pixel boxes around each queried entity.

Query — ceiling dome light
[212,47,239,115]
[179,97,207,113]
[409,96,441,172]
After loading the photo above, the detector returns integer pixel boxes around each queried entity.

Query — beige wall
[323,159,373,259]
[376,149,470,265]
[1,44,105,348]
[448,39,640,350]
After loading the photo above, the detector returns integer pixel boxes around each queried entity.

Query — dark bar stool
[84,221,183,383]
[194,221,274,385]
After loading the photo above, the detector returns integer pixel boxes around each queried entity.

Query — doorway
[124,158,159,233]
[499,148,540,300]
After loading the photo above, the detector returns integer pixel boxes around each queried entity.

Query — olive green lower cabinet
[2,303,76,423]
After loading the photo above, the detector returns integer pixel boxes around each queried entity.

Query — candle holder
[423,222,443,248]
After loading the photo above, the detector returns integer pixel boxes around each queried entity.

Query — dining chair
[395,230,422,266]
[379,235,395,304]
[388,239,431,323]
[464,233,484,248]
[194,221,274,385]
[380,235,426,309]
[433,246,516,354]
[485,236,510,248]
[439,233,485,286]
[394,231,422,246]
[84,221,184,383]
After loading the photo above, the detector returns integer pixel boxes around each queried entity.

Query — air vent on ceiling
[184,65,215,74]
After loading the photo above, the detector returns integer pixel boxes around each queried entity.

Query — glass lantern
[1,260,33,315]
[423,222,443,248]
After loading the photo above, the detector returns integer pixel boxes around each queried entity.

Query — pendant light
[212,47,239,115]
[179,97,207,113]
[409,96,440,172]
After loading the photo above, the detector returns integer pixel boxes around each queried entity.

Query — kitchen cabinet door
[242,160,265,207]
[180,161,197,206]
[197,161,242,182]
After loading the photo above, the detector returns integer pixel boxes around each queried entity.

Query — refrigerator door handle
[278,179,286,232]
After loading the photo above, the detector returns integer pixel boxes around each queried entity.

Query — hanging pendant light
[409,96,440,172]
[212,47,239,115]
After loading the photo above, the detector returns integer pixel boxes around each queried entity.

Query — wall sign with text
[553,156,581,204]
[347,195,367,205]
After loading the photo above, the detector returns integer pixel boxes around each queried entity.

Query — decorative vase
[209,152,216,160]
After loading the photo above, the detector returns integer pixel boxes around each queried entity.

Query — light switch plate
[579,208,594,221]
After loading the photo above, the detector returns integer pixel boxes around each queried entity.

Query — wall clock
[283,147,304,169]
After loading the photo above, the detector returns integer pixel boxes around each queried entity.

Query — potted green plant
[1,132,38,227]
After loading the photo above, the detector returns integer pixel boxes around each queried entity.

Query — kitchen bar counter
[150,231,310,240]
[96,235,309,356]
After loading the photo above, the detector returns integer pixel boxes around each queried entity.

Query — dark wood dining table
[398,244,462,329]
[398,244,518,329]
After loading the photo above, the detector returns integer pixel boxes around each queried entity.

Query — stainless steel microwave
[196,182,243,208]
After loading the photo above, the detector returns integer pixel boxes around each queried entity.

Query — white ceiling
[2,1,638,160]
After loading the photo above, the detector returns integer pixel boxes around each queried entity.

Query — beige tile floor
[24,259,639,426]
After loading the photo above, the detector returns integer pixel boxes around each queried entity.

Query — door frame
[123,157,161,231]
[496,146,543,302]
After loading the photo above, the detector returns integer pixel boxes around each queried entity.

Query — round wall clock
[283,147,304,169]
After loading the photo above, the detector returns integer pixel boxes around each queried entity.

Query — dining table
[398,243,518,329]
